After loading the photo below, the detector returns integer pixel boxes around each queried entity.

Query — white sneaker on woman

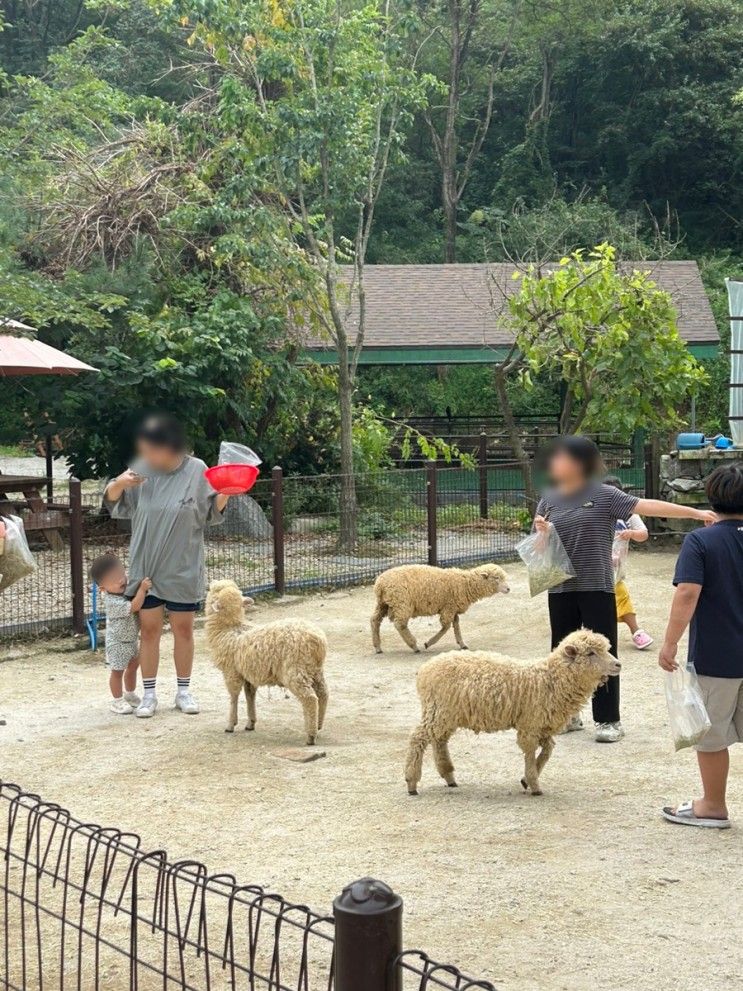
[174,691,200,715]
[594,721,624,743]
[136,696,158,719]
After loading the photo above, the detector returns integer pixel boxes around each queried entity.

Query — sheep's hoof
[245,723,255,732]
[225,727,235,734]
[375,648,383,654]
[306,737,316,746]
[531,789,543,797]
[408,787,419,796]
[446,780,458,789]
[413,647,421,654]
[520,777,528,791]
[459,644,469,651]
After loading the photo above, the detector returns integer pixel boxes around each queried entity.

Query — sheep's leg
[423,617,452,650]
[223,670,243,734]
[243,681,257,731]
[452,615,468,650]
[314,675,329,731]
[290,681,320,745]
[536,735,555,774]
[371,602,387,653]
[517,731,542,796]
[432,734,457,788]
[405,723,430,795]
[393,618,419,653]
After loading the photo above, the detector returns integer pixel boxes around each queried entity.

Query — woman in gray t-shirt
[534,437,715,743]
[104,414,229,719]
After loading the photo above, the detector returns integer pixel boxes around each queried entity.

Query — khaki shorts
[615,580,634,619]
[695,675,743,751]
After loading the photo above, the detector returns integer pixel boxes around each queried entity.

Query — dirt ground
[1,549,742,990]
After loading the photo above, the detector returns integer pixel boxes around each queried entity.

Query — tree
[419,0,516,261]
[489,243,707,508]
[172,0,432,547]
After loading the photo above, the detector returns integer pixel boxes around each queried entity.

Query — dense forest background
[1,0,741,478]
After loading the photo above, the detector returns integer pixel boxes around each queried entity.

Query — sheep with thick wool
[205,580,329,745]
[371,563,510,654]
[405,629,620,796]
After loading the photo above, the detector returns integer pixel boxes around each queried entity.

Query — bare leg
[693,749,729,819]
[393,618,419,652]
[109,669,124,699]
[169,611,195,680]
[138,606,164,680]
[223,669,243,733]
[452,615,468,650]
[314,675,329,730]
[518,731,542,795]
[620,612,640,635]
[371,603,387,653]
[243,681,257,731]
[290,682,320,745]
[424,619,452,650]
[432,735,457,787]
[405,724,430,795]
[123,656,139,695]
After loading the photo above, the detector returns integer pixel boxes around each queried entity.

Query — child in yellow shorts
[606,476,654,649]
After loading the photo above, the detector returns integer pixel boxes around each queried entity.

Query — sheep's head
[206,579,254,624]
[470,563,510,599]
[554,629,620,683]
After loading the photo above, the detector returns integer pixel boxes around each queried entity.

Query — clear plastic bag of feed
[218,442,262,467]
[612,532,629,584]
[0,515,37,592]
[515,525,576,597]
[665,667,711,752]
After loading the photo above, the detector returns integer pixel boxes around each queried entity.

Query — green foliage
[508,244,708,435]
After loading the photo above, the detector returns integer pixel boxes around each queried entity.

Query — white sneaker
[135,696,158,719]
[595,721,625,743]
[174,690,200,715]
[110,698,133,715]
[123,691,141,708]
[558,714,584,735]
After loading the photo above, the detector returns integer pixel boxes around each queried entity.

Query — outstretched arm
[659,583,702,671]
[635,499,716,526]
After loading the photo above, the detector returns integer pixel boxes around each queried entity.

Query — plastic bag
[0,515,37,592]
[218,442,262,467]
[612,533,629,584]
[515,525,576,597]
[665,667,711,752]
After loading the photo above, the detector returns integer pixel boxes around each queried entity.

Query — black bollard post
[333,878,403,991]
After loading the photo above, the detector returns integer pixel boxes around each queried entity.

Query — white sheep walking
[205,580,329,745]
[371,563,510,654]
[404,629,620,796]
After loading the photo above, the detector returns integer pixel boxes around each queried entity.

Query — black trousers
[548,591,620,724]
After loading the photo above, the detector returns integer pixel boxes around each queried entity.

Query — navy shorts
[140,595,200,613]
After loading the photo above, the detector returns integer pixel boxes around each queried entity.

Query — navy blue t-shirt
[673,520,743,678]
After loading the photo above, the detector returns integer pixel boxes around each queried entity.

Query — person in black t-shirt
[660,464,743,829]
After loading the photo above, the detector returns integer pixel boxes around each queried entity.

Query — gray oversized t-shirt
[104,456,223,604]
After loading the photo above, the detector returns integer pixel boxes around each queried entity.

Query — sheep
[404,629,620,797]
[205,579,329,745]
[371,563,510,654]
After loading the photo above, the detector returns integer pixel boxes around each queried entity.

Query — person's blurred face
[548,448,588,490]
[99,561,127,595]
[135,437,183,472]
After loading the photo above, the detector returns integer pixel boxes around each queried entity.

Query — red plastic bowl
[204,464,260,495]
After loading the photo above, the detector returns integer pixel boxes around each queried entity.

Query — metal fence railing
[0,782,495,991]
[0,452,650,640]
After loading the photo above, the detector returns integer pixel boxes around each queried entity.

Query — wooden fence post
[644,438,660,500]
[69,478,85,635]
[271,467,285,595]
[478,432,488,519]
[426,462,437,567]
[333,878,402,991]
[45,434,54,507]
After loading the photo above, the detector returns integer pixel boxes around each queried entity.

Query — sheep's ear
[563,643,578,661]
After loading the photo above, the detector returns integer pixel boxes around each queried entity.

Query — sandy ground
[1,550,742,990]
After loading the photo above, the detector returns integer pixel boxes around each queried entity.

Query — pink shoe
[632,630,653,650]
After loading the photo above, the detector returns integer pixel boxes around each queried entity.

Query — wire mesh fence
[0,448,650,640]
[0,782,495,991]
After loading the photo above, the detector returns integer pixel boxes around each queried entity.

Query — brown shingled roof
[306,261,718,350]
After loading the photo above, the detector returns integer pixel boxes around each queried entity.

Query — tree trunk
[337,336,358,550]
[443,175,458,263]
[493,367,537,514]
